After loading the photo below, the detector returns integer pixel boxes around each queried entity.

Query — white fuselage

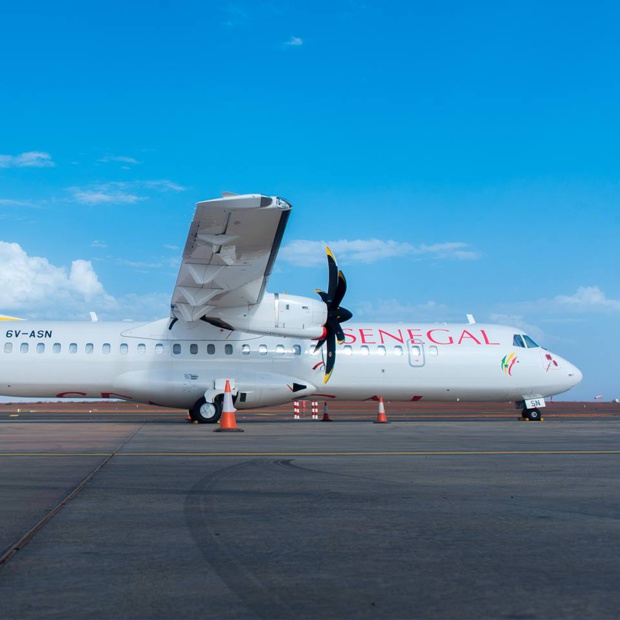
[0,319,582,408]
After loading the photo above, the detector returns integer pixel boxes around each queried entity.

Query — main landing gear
[189,395,223,424]
[521,407,542,421]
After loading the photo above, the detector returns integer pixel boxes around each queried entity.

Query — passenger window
[37,343,45,353]
[259,344,268,355]
[173,344,181,355]
[137,344,146,354]
[394,346,403,356]
[225,344,233,355]
[190,344,198,355]
[513,335,525,348]
[69,343,77,354]
[103,343,111,354]
[4,342,12,353]
[86,343,94,354]
[120,343,128,354]
[293,345,301,356]
[429,345,438,356]
[20,343,28,353]
[377,346,386,356]
[523,335,539,348]
[343,345,352,356]
[276,344,285,355]
[207,344,215,355]
[360,345,369,356]
[53,343,61,353]
[155,344,164,355]
[411,345,421,356]
[241,344,250,355]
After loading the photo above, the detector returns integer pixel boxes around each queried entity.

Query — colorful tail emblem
[501,352,517,376]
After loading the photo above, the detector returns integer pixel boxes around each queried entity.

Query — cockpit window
[523,335,539,348]
[513,335,525,348]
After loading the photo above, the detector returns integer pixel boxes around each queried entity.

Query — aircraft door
[407,340,426,367]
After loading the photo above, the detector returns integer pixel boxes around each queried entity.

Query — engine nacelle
[204,293,327,339]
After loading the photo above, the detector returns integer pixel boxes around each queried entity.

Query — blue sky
[1,0,618,401]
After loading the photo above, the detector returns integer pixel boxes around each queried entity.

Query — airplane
[0,193,582,422]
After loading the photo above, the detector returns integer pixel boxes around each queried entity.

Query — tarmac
[0,404,619,619]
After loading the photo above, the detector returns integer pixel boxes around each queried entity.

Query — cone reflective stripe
[321,402,332,422]
[214,379,244,432]
[374,396,389,424]
[311,401,319,419]
[293,401,300,419]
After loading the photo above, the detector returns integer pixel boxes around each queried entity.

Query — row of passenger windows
[1,342,304,356]
[1,341,426,357]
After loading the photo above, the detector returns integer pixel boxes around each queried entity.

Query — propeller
[314,248,353,383]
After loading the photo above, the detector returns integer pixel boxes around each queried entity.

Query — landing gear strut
[521,408,542,421]
[189,395,223,424]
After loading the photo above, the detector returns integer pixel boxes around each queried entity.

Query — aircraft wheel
[527,408,542,421]
[190,396,222,424]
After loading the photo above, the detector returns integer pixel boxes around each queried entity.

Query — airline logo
[501,352,517,376]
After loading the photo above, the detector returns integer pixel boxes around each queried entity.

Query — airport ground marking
[1,449,620,458]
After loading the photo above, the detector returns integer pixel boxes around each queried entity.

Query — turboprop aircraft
[0,193,582,422]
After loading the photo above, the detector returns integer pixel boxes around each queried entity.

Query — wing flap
[171,194,291,323]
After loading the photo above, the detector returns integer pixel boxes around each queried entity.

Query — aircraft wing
[171,193,292,323]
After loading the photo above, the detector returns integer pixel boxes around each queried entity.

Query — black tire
[189,396,223,424]
[527,408,542,421]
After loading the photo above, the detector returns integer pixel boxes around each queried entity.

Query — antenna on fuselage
[89,312,99,322]
[466,314,476,324]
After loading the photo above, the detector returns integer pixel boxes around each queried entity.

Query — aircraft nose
[566,362,583,388]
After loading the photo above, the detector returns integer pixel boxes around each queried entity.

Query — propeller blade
[329,316,345,344]
[315,289,329,304]
[336,307,353,323]
[323,329,336,384]
[326,247,338,302]
[332,270,347,309]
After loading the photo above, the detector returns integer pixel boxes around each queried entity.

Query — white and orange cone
[373,396,389,424]
[214,380,244,433]
[321,402,333,422]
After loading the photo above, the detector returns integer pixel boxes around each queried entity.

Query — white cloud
[144,179,186,192]
[69,187,143,205]
[68,180,185,205]
[0,242,116,316]
[280,239,479,266]
[501,286,620,316]
[553,286,620,312]
[284,36,303,47]
[355,299,450,322]
[0,242,172,321]
[91,240,107,249]
[98,155,141,165]
[0,152,55,168]
[0,199,39,208]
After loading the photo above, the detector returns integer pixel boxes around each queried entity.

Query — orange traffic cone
[321,402,333,422]
[373,396,389,424]
[214,380,244,433]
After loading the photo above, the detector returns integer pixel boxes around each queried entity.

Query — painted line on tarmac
[1,450,620,457]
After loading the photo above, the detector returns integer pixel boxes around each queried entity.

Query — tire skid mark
[184,460,296,620]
